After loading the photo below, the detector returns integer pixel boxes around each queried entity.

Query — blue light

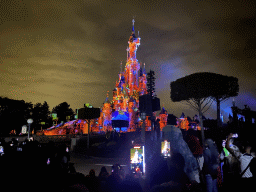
[104,120,111,126]
[112,111,129,120]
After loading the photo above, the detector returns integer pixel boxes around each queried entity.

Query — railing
[33,134,82,143]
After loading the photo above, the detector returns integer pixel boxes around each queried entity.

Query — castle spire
[105,91,110,103]
[128,18,140,61]
[132,18,135,33]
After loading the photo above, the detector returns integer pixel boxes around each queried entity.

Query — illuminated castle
[99,19,148,132]
[41,20,167,135]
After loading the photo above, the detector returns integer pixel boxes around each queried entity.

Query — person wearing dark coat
[203,139,219,192]
[120,173,143,192]
[85,169,101,192]
[98,166,109,190]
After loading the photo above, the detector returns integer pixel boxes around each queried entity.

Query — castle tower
[178,112,189,131]
[159,107,168,130]
[125,19,141,94]
[43,19,153,134]
[98,20,146,132]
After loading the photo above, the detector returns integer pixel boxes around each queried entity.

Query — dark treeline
[0,96,75,136]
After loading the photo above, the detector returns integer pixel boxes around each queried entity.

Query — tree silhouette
[209,74,239,127]
[0,97,33,135]
[171,73,215,145]
[52,102,75,124]
[171,72,239,144]
[32,101,51,131]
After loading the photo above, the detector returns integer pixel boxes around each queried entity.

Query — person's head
[100,166,108,173]
[205,138,215,148]
[205,138,218,151]
[243,142,252,154]
[230,137,243,149]
[205,138,219,160]
[167,114,177,125]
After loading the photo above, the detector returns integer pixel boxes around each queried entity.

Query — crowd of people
[0,138,144,192]
[182,131,256,192]
[0,129,256,192]
[146,126,256,192]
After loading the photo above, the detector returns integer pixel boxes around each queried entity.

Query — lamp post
[27,118,33,140]
[141,112,146,145]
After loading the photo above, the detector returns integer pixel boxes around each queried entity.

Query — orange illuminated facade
[158,107,168,131]
[177,113,190,131]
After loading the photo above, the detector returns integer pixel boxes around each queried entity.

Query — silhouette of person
[203,139,219,192]
[98,166,109,189]
[151,152,190,191]
[120,173,143,192]
[105,164,122,192]
[85,169,100,192]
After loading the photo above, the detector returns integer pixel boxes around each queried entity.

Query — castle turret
[159,107,168,130]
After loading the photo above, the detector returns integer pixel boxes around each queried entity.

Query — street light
[27,118,33,140]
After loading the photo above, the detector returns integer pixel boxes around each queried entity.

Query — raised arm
[225,133,236,158]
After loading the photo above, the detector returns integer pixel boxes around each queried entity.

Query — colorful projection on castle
[41,20,168,135]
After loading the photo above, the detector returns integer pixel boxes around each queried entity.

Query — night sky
[1,0,256,122]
